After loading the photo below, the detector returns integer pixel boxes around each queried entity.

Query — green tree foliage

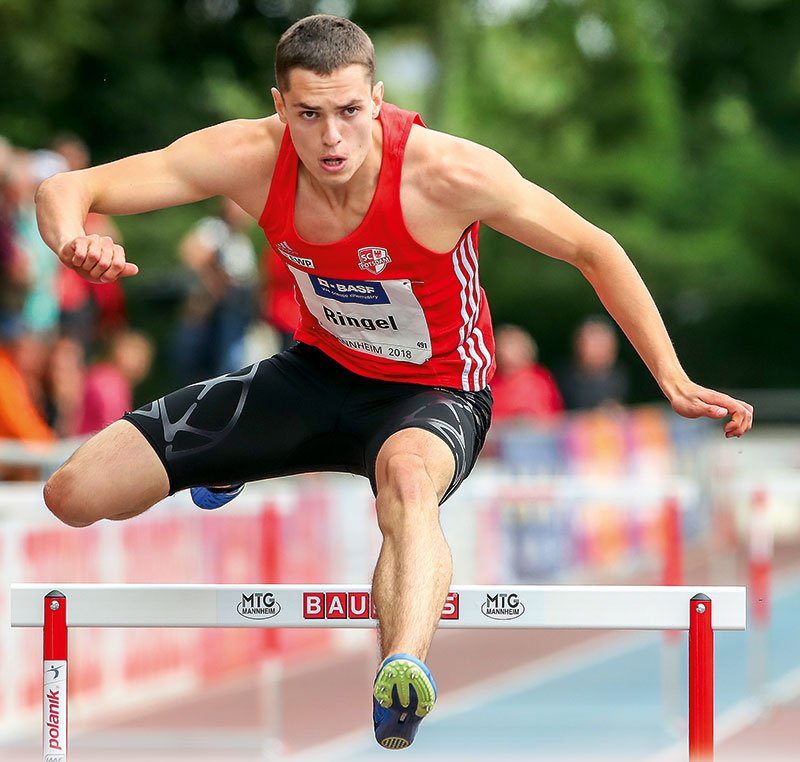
[1,0,797,395]
[425,0,800,393]
[0,0,286,156]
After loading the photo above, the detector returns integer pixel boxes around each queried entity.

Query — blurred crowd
[491,316,629,425]
[168,198,299,387]
[0,133,153,463]
[1,130,630,478]
[0,131,301,477]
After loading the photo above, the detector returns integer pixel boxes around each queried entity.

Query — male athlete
[35,15,753,750]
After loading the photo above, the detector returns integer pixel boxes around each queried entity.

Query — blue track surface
[322,575,800,761]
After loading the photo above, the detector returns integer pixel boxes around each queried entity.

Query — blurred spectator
[0,332,56,444]
[12,332,51,418]
[45,335,86,437]
[171,198,258,383]
[261,245,300,351]
[0,136,27,339]
[79,330,154,435]
[7,150,60,337]
[558,316,629,410]
[491,324,563,421]
[35,133,130,348]
[50,132,90,172]
[30,148,68,182]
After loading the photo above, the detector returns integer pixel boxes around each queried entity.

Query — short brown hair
[275,15,375,92]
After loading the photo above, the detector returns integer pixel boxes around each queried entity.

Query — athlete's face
[272,65,383,186]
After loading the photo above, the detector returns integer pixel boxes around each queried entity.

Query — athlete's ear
[371,81,384,118]
[272,87,287,123]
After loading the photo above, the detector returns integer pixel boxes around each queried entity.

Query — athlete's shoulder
[177,115,283,171]
[165,115,285,216]
[403,125,514,215]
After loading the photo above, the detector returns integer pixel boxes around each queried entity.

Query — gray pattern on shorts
[131,362,261,461]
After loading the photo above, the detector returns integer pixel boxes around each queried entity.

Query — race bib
[289,267,432,364]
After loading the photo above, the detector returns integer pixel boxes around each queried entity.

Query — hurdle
[11,583,746,761]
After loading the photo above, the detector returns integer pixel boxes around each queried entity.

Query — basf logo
[237,592,281,620]
[481,592,525,620]
[303,591,460,620]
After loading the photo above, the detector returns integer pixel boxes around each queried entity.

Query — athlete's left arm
[457,141,753,436]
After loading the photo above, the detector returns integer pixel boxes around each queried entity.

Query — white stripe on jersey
[466,236,492,388]
[472,325,492,389]
[456,343,472,391]
[451,232,486,391]
[452,241,474,390]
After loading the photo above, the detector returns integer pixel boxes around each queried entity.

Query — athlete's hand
[58,235,139,284]
[668,381,753,438]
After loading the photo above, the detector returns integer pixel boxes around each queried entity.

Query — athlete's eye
[300,111,317,120]
[343,106,359,116]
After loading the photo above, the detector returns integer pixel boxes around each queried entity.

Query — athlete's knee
[382,451,433,501]
[376,452,436,533]
[43,463,96,528]
[44,421,168,527]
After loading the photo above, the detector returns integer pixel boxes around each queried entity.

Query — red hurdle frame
[40,587,720,761]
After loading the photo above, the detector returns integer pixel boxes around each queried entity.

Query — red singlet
[259,102,495,391]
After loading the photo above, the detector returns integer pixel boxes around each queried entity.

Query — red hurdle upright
[43,590,67,762]
[689,593,714,760]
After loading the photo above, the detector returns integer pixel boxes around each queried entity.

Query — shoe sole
[190,485,244,510]
[373,658,436,751]
[380,736,411,750]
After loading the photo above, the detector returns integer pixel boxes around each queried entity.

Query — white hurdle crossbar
[11,583,746,761]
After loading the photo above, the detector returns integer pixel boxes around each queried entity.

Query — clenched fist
[58,235,139,284]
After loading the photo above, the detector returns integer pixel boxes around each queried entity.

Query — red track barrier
[749,489,772,625]
[662,496,683,587]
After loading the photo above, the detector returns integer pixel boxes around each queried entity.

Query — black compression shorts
[124,342,492,503]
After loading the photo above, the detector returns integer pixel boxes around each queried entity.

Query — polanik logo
[481,592,525,620]
[357,246,391,274]
[237,592,281,620]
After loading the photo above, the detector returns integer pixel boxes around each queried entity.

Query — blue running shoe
[373,653,437,750]
[190,484,244,510]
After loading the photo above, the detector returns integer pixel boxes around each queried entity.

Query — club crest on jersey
[357,246,391,275]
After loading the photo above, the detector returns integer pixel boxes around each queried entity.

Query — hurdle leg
[748,488,772,706]
[259,658,283,760]
[689,593,713,760]
[43,590,68,762]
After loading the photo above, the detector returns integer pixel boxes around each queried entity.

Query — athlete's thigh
[124,344,348,492]
[359,385,493,503]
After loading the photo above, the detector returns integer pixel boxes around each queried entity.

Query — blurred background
[1,0,799,760]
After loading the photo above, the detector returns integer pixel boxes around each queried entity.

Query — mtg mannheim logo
[237,592,281,620]
[481,592,525,620]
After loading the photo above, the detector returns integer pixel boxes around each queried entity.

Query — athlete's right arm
[35,119,279,284]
